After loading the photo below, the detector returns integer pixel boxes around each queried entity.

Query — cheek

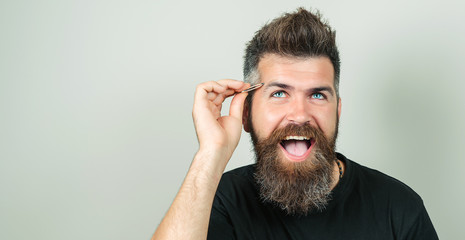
[251,104,287,138]
[313,108,338,136]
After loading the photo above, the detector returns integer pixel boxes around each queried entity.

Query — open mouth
[279,136,314,162]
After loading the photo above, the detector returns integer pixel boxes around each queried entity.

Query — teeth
[283,136,310,140]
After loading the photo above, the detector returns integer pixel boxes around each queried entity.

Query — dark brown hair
[243,7,340,96]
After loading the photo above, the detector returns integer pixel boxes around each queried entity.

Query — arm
[152,80,250,240]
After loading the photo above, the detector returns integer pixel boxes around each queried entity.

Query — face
[244,54,341,163]
[243,54,342,215]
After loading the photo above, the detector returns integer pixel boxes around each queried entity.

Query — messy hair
[243,7,340,97]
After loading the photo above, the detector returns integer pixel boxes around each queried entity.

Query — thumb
[229,92,248,120]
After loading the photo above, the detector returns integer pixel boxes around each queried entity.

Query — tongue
[283,140,308,156]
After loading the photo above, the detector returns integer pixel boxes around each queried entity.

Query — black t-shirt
[208,153,438,239]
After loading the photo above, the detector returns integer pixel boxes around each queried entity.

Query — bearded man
[153,8,438,240]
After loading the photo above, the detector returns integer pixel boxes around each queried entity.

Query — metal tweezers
[241,83,264,93]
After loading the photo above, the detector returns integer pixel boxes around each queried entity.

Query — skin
[152,54,343,240]
[244,54,342,175]
[152,79,250,240]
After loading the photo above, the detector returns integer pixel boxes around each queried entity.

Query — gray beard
[251,123,337,216]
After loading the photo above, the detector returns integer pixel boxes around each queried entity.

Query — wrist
[191,148,231,182]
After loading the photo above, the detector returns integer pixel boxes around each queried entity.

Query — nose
[286,97,312,124]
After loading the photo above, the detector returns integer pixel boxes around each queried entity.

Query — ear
[337,97,342,120]
[242,100,251,133]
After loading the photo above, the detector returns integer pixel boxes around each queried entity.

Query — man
[153,8,438,239]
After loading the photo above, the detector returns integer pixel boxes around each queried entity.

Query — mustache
[252,123,335,175]
[252,123,328,151]
[267,123,320,143]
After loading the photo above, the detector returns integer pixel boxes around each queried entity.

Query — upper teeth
[284,136,309,140]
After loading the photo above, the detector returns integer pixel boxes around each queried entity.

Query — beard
[251,122,338,216]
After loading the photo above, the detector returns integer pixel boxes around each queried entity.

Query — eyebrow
[264,81,335,97]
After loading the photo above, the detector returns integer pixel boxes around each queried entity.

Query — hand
[192,79,250,162]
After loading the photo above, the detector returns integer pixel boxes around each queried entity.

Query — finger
[195,81,226,98]
[207,92,217,101]
[217,79,250,92]
[229,92,248,120]
[194,80,249,113]
[194,81,227,109]
[212,89,236,106]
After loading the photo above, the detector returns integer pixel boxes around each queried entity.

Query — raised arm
[152,79,250,240]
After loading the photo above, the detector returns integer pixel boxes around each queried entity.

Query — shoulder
[223,164,255,178]
[215,164,258,198]
[336,153,437,238]
[348,159,423,205]
[338,153,425,218]
[220,164,255,184]
[341,154,438,237]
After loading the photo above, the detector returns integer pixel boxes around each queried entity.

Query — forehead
[257,54,335,88]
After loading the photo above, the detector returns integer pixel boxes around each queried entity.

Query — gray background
[1,0,464,239]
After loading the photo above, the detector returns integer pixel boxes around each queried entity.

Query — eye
[311,93,325,99]
[272,91,286,98]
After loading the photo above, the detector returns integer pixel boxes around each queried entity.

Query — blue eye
[272,91,286,98]
[312,93,324,99]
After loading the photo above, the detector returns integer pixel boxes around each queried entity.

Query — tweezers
[241,83,264,93]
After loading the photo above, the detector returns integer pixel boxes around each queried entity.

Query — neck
[330,159,344,190]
